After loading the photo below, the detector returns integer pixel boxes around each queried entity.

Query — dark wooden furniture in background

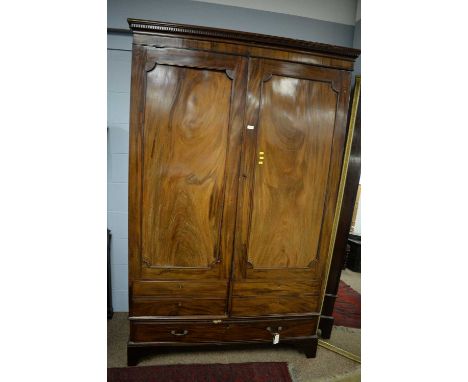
[108,229,113,319]
[319,78,361,339]
[127,18,360,365]
[345,234,361,272]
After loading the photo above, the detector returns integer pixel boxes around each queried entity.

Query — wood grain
[132,298,226,316]
[142,65,231,268]
[133,34,355,71]
[128,44,147,315]
[128,47,247,320]
[233,59,345,286]
[133,281,227,298]
[229,58,349,322]
[231,296,319,316]
[247,76,337,269]
[232,280,319,297]
[131,48,246,283]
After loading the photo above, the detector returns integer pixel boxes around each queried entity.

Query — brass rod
[318,339,361,363]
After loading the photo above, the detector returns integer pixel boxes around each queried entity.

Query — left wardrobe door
[128,47,247,318]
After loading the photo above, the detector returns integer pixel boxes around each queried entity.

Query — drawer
[132,298,226,316]
[231,296,319,317]
[232,280,320,298]
[131,318,318,343]
[133,281,227,298]
[131,322,228,342]
[223,319,317,341]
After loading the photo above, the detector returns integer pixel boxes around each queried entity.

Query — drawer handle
[266,326,282,345]
[171,329,188,336]
[266,326,283,333]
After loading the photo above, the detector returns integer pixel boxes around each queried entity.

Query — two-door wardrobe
[126,18,360,366]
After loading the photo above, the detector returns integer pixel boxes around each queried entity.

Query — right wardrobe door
[232,58,351,318]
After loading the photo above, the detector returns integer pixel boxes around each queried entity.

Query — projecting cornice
[127,18,361,60]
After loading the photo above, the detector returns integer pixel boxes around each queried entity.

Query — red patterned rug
[108,362,292,382]
[333,281,361,328]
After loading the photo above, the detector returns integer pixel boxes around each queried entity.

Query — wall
[353,190,362,235]
[190,0,358,25]
[107,36,132,311]
[353,0,361,76]
[352,1,361,235]
[108,0,356,44]
[107,0,360,311]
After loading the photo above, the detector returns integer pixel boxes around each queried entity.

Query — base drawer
[130,317,318,343]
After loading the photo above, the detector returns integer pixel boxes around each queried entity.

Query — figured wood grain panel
[141,65,232,269]
[247,76,337,269]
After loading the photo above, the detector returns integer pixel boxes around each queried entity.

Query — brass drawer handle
[266,326,282,333]
[266,326,283,345]
[171,329,188,336]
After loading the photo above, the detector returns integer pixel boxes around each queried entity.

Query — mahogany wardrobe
[126,18,360,366]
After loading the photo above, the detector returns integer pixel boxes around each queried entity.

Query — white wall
[354,192,362,235]
[108,0,356,47]
[107,34,132,311]
[107,0,360,312]
[191,0,358,25]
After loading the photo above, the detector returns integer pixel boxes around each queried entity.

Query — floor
[340,269,361,293]
[108,270,361,381]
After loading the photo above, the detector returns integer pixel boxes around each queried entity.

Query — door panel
[128,47,247,293]
[142,65,231,269]
[248,76,337,269]
[232,58,350,316]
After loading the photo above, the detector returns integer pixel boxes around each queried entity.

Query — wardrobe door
[128,47,247,317]
[231,58,350,317]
